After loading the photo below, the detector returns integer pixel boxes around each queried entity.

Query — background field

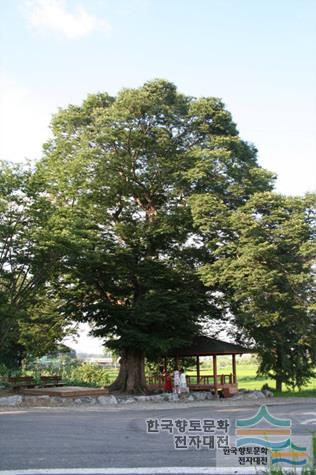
[185,356,316,396]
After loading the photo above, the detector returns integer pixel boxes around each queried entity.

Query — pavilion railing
[146,373,237,387]
[146,375,165,387]
[186,374,236,385]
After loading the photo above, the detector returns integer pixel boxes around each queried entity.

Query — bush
[0,363,9,377]
[7,359,116,387]
[261,383,274,392]
[0,364,10,385]
[62,362,112,387]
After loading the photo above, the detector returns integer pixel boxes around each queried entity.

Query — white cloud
[23,0,111,39]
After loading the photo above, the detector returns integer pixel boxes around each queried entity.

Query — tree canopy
[35,79,275,392]
[0,161,74,368]
[2,80,315,394]
[194,191,316,390]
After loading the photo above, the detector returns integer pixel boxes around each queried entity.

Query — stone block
[0,395,23,406]
[97,395,118,405]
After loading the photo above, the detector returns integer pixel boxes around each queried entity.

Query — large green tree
[0,161,73,368]
[36,79,273,392]
[195,192,316,391]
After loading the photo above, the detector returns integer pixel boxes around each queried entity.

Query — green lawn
[186,362,316,394]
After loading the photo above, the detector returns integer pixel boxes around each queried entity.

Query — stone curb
[0,390,315,409]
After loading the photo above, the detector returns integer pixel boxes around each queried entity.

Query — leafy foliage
[34,79,274,392]
[0,161,74,368]
[195,192,316,390]
[61,361,112,387]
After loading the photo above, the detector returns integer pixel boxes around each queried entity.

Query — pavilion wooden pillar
[164,357,167,373]
[196,356,200,384]
[232,354,237,384]
[213,355,218,395]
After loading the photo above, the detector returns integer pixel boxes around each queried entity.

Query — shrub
[261,383,274,392]
[0,363,9,377]
[63,362,111,387]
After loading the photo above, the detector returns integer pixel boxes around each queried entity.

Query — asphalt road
[0,402,315,471]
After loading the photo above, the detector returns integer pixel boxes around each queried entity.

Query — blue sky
[1,0,315,352]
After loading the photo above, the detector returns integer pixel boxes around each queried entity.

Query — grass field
[186,360,316,396]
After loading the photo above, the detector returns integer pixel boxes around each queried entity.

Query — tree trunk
[275,376,282,392]
[109,349,148,394]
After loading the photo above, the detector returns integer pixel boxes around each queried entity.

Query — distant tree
[18,291,76,358]
[36,79,273,393]
[195,192,316,391]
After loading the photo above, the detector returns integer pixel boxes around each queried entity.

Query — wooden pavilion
[146,336,253,397]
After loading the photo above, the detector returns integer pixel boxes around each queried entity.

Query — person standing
[179,368,188,393]
[173,368,180,394]
[163,370,172,393]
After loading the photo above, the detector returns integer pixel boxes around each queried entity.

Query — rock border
[0,390,272,408]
